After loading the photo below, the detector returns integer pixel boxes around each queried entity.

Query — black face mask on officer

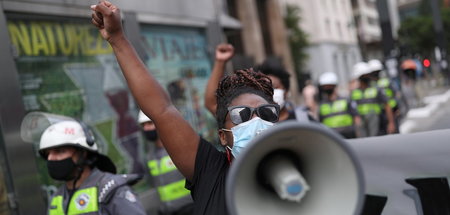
[143,130,158,141]
[321,87,335,96]
[47,157,77,181]
[359,76,371,84]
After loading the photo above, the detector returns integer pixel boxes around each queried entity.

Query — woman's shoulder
[197,138,227,162]
[187,138,229,192]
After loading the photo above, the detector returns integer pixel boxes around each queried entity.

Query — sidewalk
[399,86,450,133]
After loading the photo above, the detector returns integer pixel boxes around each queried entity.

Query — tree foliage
[398,0,450,56]
[284,4,309,75]
[398,15,434,55]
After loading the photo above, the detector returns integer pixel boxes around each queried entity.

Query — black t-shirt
[287,109,297,120]
[186,138,229,215]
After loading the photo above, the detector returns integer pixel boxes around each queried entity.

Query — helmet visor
[21,112,74,143]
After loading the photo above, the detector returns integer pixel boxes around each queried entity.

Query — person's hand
[91,1,124,44]
[215,44,234,62]
[387,122,396,134]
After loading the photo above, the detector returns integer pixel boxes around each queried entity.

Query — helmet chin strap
[71,149,88,190]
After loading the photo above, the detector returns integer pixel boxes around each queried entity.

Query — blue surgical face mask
[223,117,274,158]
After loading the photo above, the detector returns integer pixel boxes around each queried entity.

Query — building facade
[280,0,362,93]
[397,0,421,21]
[225,0,300,100]
[352,0,401,60]
[352,0,383,60]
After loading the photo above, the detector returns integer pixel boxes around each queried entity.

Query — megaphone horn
[226,121,365,215]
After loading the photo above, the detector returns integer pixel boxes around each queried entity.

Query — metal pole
[430,0,450,85]
[206,0,224,59]
[376,0,396,59]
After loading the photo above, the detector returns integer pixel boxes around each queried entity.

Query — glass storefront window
[0,162,10,215]
[140,25,217,142]
[7,14,147,203]
[6,14,215,212]
[0,129,11,215]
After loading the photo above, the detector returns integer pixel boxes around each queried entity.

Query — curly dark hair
[255,60,291,90]
[216,68,274,129]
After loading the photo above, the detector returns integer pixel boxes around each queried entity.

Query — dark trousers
[379,108,399,135]
[340,130,356,139]
[158,204,194,215]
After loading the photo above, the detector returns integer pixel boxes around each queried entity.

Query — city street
[2,0,450,214]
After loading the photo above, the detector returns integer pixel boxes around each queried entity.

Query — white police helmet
[319,72,338,86]
[39,121,97,153]
[368,59,383,72]
[352,62,371,79]
[39,120,116,173]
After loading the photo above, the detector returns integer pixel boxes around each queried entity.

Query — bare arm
[204,44,234,115]
[353,116,362,137]
[385,104,396,134]
[376,88,396,134]
[91,1,198,180]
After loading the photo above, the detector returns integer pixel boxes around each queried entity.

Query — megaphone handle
[263,155,310,202]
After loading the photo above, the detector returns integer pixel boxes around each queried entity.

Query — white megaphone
[226,121,365,215]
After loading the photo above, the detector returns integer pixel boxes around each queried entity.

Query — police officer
[318,72,360,138]
[39,120,146,215]
[138,111,194,215]
[368,59,401,134]
[351,62,396,137]
[401,59,420,108]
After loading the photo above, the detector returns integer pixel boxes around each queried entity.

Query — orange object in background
[401,59,417,70]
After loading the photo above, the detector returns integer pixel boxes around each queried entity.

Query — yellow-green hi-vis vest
[147,155,191,203]
[49,187,98,215]
[319,99,353,129]
[351,87,381,115]
[377,78,397,108]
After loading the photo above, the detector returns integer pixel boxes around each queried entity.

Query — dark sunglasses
[227,104,280,125]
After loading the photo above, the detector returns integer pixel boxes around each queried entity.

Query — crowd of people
[202,43,404,140]
[311,58,421,138]
[32,1,429,215]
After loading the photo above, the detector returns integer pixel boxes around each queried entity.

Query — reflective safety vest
[147,153,191,210]
[377,78,397,108]
[351,87,381,115]
[47,168,143,215]
[319,99,353,129]
[49,187,98,215]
